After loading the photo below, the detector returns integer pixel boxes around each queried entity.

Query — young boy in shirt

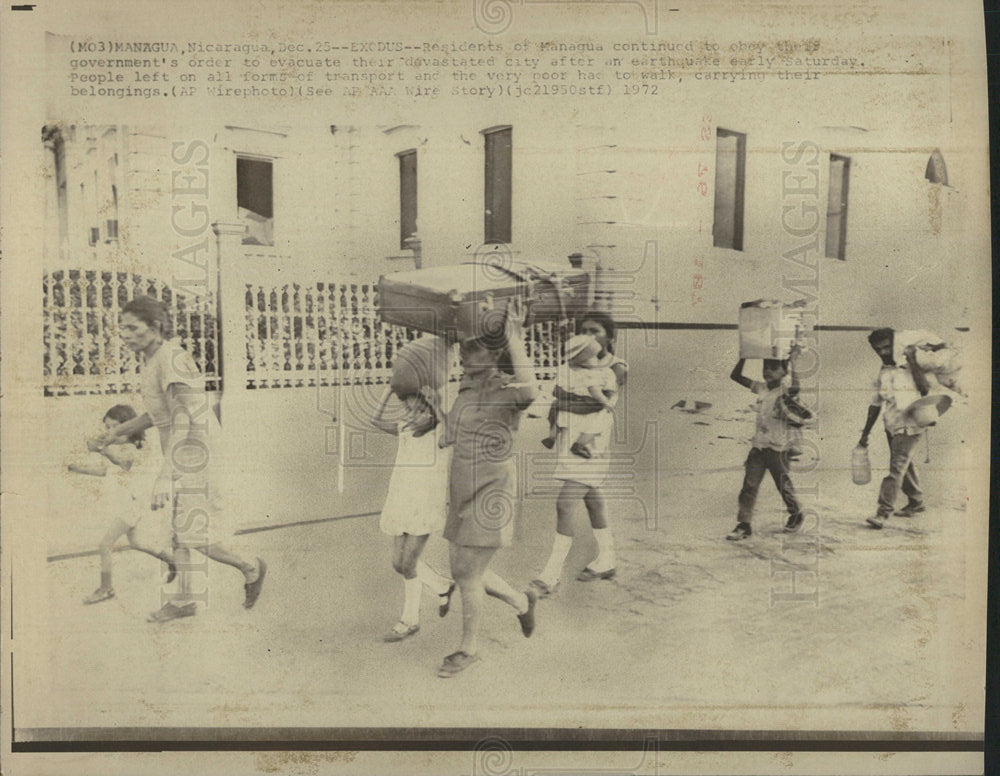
[726,352,805,540]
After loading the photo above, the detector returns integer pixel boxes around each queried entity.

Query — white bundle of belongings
[891,366,953,429]
[893,329,966,398]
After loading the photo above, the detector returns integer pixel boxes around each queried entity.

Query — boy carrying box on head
[726,345,809,541]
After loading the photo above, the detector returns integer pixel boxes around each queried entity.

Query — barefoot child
[541,334,618,459]
[727,353,805,540]
[70,404,176,604]
[372,336,456,642]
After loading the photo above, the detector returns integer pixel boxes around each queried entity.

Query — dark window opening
[712,128,746,251]
[398,149,417,250]
[483,126,512,244]
[237,156,274,246]
[825,154,850,260]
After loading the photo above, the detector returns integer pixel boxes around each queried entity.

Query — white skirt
[379,425,452,536]
[552,410,613,489]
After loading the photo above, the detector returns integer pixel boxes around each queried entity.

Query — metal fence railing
[44,271,569,396]
[43,268,220,396]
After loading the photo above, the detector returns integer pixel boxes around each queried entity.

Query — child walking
[541,334,618,459]
[372,336,456,642]
[727,352,805,540]
[70,404,176,604]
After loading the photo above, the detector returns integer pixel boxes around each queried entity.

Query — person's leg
[536,480,587,589]
[876,433,922,518]
[85,519,129,602]
[407,530,452,599]
[398,533,430,626]
[196,542,266,609]
[390,534,406,576]
[482,568,530,612]
[483,567,535,637]
[582,486,615,574]
[148,506,200,622]
[542,403,560,447]
[900,435,924,507]
[584,485,608,530]
[449,543,496,657]
[198,542,259,579]
[174,546,193,602]
[125,526,176,571]
[766,449,803,530]
[736,448,767,526]
[148,542,198,620]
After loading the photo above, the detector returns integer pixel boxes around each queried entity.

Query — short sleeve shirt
[594,352,628,386]
[750,380,792,451]
[558,364,618,399]
[870,365,921,435]
[445,371,537,464]
[139,339,222,467]
[141,339,206,429]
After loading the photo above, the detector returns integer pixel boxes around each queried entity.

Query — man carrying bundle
[858,328,956,529]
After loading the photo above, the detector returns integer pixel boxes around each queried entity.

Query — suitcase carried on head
[377,260,590,341]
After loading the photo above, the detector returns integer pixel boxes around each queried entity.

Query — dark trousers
[876,430,923,517]
[737,447,801,524]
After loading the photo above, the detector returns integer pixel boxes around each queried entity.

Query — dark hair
[868,327,893,347]
[461,336,514,375]
[103,403,145,448]
[121,295,173,338]
[576,311,617,354]
[763,358,789,373]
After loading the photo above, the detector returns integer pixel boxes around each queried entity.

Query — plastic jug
[851,445,871,485]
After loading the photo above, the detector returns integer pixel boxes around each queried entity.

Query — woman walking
[437,301,539,677]
[91,295,266,622]
[532,311,629,595]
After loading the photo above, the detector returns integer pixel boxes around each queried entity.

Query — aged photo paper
[0,0,991,774]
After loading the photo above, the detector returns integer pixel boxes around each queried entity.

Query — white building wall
[44,107,973,329]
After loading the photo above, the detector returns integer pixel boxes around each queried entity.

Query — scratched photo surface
[1,1,990,774]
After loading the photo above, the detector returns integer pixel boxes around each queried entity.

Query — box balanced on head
[738,298,812,360]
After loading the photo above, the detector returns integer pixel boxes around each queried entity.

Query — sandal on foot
[517,590,537,638]
[83,588,115,605]
[540,437,555,449]
[437,650,481,677]
[383,621,420,642]
[438,581,456,618]
[576,567,616,582]
[570,442,592,459]
[529,579,560,598]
